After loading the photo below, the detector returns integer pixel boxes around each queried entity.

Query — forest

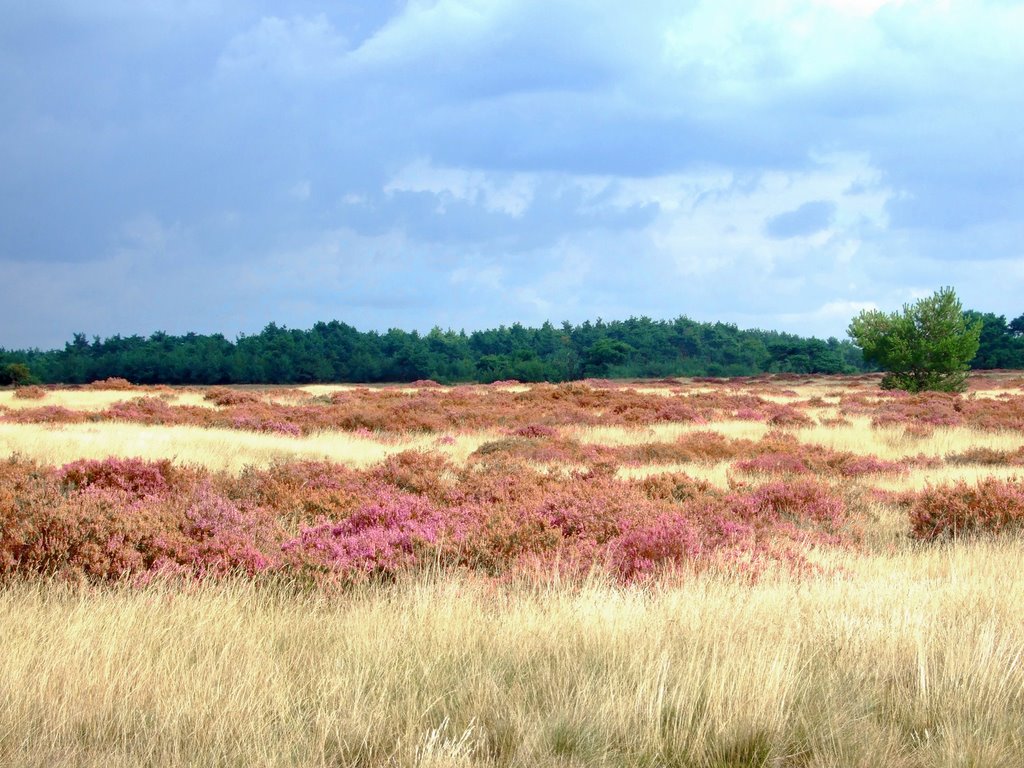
[2,311,1022,385]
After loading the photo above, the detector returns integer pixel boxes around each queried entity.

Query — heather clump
[203,387,263,406]
[945,447,1024,466]
[615,431,755,466]
[961,394,1024,431]
[0,460,185,580]
[86,377,135,390]
[636,472,719,504]
[368,450,459,504]
[1,457,282,581]
[177,487,283,576]
[233,460,373,524]
[906,478,1024,540]
[230,414,303,436]
[763,403,815,427]
[471,436,610,466]
[1,405,88,425]
[58,457,181,499]
[732,480,848,534]
[4,488,184,580]
[12,386,46,400]
[104,396,194,425]
[282,491,447,581]
[511,424,559,438]
[733,443,904,478]
[869,392,964,429]
[607,512,703,580]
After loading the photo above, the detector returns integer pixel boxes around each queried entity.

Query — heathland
[2,373,1024,766]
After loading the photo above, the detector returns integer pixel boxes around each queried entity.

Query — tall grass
[2,538,1023,767]
[0,422,492,472]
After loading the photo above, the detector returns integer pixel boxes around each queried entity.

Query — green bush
[848,287,981,392]
[0,363,34,386]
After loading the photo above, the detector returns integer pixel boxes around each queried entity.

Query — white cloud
[385,159,536,217]
[780,299,880,325]
[591,153,895,279]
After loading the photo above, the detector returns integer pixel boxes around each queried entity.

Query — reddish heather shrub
[907,478,1024,540]
[531,477,641,544]
[233,460,373,524]
[834,455,905,476]
[471,436,609,466]
[1,405,88,425]
[0,460,186,580]
[369,451,459,503]
[733,445,903,478]
[636,472,718,504]
[764,404,815,428]
[87,377,135,390]
[13,386,46,400]
[731,480,847,534]
[104,397,181,424]
[733,407,767,421]
[0,458,59,575]
[230,415,302,436]
[609,512,702,580]
[945,447,1024,466]
[178,487,283,576]
[282,492,446,580]
[961,395,1024,431]
[58,457,180,498]
[203,387,262,406]
[869,393,964,429]
[617,431,754,466]
[734,453,812,475]
[818,416,852,427]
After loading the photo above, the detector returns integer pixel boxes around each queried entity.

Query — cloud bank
[1,0,1022,348]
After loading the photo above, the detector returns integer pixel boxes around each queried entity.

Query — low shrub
[12,386,46,400]
[87,377,135,390]
[907,478,1024,540]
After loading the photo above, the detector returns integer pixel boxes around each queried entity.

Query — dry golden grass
[0,422,493,472]
[871,465,1024,493]
[2,537,1023,767]
[794,417,1024,461]
[570,421,771,446]
[0,389,216,411]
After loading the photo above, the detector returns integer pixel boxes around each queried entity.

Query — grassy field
[2,374,1023,766]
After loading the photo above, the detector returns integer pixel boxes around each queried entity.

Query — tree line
[1,311,1022,386]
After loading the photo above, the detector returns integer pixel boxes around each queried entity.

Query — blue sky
[2,0,1022,349]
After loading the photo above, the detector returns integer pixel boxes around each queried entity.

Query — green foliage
[848,287,982,392]
[4,316,871,385]
[0,363,33,386]
[584,338,634,375]
[967,311,1024,369]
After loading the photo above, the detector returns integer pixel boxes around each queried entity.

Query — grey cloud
[764,201,837,239]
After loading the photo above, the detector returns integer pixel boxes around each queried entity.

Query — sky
[2,0,1023,350]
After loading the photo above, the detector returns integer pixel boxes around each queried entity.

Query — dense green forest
[2,312,1022,386]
